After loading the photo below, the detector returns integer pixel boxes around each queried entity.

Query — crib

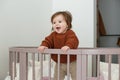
[8,47,120,80]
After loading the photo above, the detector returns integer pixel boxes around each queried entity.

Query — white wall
[0,0,52,79]
[53,0,96,47]
[52,0,96,76]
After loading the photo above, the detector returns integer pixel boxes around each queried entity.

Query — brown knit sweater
[41,29,79,63]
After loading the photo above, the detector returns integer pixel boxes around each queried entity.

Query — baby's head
[51,11,72,34]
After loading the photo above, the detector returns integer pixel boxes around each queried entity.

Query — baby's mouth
[56,27,61,30]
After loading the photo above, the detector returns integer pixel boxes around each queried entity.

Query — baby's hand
[61,46,70,53]
[37,46,48,53]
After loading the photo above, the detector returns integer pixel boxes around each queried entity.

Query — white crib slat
[13,52,17,78]
[48,54,51,80]
[82,55,87,80]
[57,54,60,80]
[108,55,111,80]
[19,52,28,80]
[67,54,70,80]
[10,51,17,80]
[32,53,35,80]
[119,55,120,80]
[9,51,13,80]
[40,53,43,80]
[77,54,82,80]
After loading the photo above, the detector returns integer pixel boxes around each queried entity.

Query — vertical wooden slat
[86,55,88,78]
[40,53,43,80]
[97,55,100,77]
[32,53,35,80]
[77,51,82,80]
[11,51,16,80]
[108,55,111,80]
[49,54,51,80]
[119,55,120,80]
[67,54,70,80]
[9,51,13,80]
[57,54,60,80]
[14,52,17,78]
[82,54,87,80]
[19,52,28,80]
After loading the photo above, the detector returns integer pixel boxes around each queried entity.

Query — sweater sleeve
[40,33,54,48]
[65,30,79,49]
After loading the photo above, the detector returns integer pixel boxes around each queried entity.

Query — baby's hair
[51,11,72,29]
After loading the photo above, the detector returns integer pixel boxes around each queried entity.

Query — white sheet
[4,60,72,80]
[100,62,119,80]
[5,60,55,80]
[5,61,119,80]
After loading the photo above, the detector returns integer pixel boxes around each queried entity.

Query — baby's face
[52,14,68,34]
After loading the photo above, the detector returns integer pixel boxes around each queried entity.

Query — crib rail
[9,47,120,80]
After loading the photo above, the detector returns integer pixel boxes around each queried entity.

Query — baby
[38,11,79,80]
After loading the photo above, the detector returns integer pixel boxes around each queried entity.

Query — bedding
[100,62,119,80]
[4,60,72,80]
[6,61,116,80]
[28,60,72,80]
[5,60,55,80]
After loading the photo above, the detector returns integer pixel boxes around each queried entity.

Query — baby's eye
[53,22,56,24]
[59,21,62,23]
